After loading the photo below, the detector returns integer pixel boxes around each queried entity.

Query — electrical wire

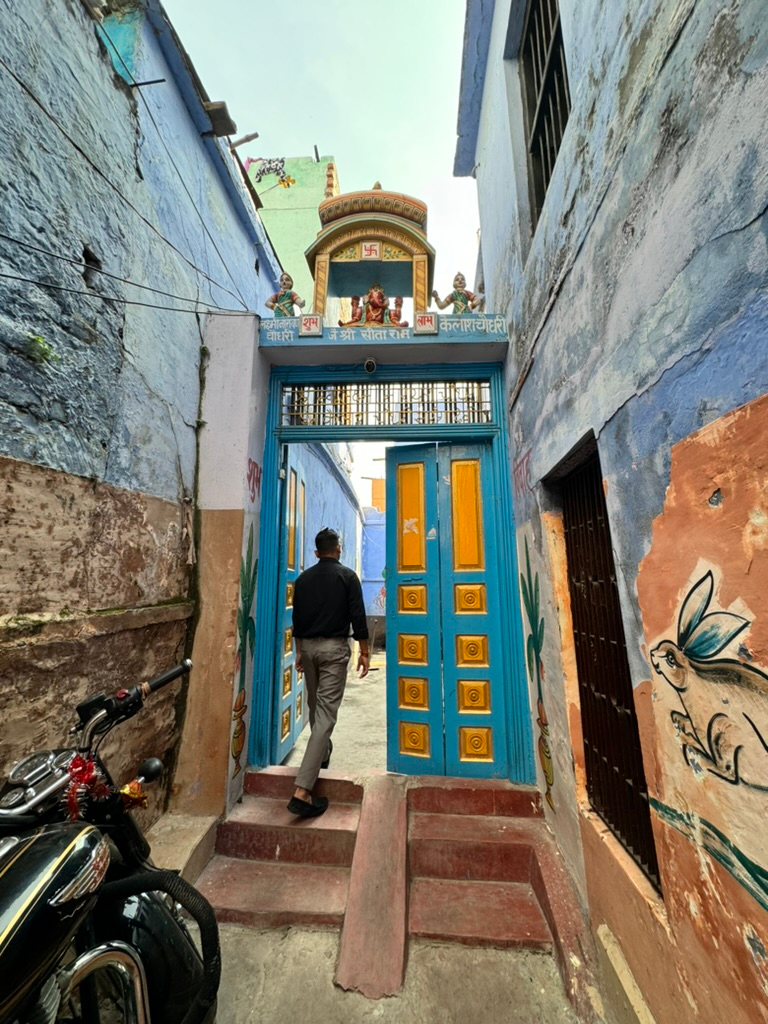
[0,270,254,316]
[0,229,242,310]
[0,55,250,310]
[96,23,251,310]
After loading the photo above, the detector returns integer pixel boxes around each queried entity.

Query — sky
[160,0,481,294]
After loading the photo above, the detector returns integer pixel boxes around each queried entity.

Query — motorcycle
[0,660,220,1023]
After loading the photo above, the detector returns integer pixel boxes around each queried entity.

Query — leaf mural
[520,535,554,809]
[232,524,258,778]
[236,525,258,693]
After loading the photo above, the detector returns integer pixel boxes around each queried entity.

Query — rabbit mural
[650,570,768,790]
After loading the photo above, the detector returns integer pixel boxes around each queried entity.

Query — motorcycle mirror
[137,757,164,784]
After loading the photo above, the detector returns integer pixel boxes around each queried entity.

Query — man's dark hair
[315,527,340,555]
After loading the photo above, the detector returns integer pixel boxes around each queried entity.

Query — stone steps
[197,770,590,1004]
[215,794,360,866]
[195,768,364,931]
[197,855,350,928]
[409,877,552,949]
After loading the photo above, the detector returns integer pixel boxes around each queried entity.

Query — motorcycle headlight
[50,834,110,906]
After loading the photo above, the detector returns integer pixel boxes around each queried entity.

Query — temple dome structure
[304,183,436,319]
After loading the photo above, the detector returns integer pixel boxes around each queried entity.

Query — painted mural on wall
[231,523,258,778]
[638,393,768,916]
[520,535,554,809]
[651,570,768,790]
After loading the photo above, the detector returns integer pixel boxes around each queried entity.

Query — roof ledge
[203,101,237,138]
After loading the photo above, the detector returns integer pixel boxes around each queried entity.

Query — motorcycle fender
[91,890,205,1024]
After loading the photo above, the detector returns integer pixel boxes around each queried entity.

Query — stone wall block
[0,456,190,616]
[0,610,191,821]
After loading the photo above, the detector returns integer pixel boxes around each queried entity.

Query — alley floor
[283,647,388,774]
[216,924,581,1023]
[219,648,587,1023]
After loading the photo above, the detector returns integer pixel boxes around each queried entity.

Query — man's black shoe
[321,739,333,770]
[287,794,329,818]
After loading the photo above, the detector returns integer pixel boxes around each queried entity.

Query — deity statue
[265,272,306,317]
[431,272,483,316]
[338,283,408,327]
[389,296,408,328]
[339,295,362,327]
[363,282,388,324]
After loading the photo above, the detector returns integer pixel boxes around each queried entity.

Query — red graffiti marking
[247,459,262,502]
[513,449,533,499]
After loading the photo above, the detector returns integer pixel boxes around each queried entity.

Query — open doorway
[281,441,392,775]
[249,365,532,784]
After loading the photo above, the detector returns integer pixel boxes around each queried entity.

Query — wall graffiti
[651,569,768,790]
[513,449,533,500]
[520,535,554,809]
[247,458,262,503]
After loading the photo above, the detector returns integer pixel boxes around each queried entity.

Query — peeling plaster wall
[0,1,279,817]
[468,0,768,1020]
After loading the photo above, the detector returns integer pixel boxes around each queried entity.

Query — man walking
[288,527,369,818]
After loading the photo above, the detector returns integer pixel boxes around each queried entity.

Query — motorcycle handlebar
[145,659,193,694]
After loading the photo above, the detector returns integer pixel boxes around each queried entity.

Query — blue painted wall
[292,443,363,575]
[361,508,386,620]
[458,1,768,1016]
[0,1,280,502]
[464,0,768,680]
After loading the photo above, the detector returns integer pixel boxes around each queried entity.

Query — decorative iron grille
[561,453,661,890]
[519,0,571,227]
[281,381,492,428]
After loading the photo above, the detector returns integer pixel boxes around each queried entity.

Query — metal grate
[519,0,571,227]
[281,381,492,428]
[561,453,661,890]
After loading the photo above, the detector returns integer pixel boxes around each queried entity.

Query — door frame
[248,362,535,782]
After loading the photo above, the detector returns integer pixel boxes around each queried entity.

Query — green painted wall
[250,155,336,305]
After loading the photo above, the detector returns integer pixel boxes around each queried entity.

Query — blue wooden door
[273,448,307,762]
[385,442,508,777]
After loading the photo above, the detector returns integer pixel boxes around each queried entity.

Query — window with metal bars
[560,453,661,890]
[519,0,571,228]
[281,380,492,429]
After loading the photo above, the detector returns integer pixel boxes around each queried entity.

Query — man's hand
[357,651,370,678]
[295,653,303,676]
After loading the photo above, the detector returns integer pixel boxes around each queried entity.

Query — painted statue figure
[432,272,482,315]
[650,570,768,790]
[338,295,362,327]
[389,296,408,328]
[363,283,388,324]
[266,272,306,317]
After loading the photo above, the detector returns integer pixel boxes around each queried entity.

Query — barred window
[281,380,492,428]
[519,0,571,228]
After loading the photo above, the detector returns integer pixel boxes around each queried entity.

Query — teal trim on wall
[248,361,534,783]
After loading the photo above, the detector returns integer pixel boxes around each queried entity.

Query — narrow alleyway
[284,649,388,774]
[219,650,585,1023]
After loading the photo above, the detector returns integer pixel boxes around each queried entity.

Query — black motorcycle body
[0,823,106,1021]
[0,661,219,1024]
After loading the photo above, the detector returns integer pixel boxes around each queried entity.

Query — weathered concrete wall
[0,455,193,821]
[174,311,267,817]
[466,0,768,1019]
[0,1,279,817]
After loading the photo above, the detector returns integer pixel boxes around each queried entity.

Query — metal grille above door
[561,453,660,889]
[282,380,492,428]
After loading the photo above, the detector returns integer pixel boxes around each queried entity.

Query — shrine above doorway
[304,182,436,318]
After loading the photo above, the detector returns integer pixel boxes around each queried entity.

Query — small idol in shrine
[266,272,306,318]
[338,283,408,327]
[432,272,483,315]
[363,282,388,323]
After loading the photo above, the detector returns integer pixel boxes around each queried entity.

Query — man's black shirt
[292,558,369,641]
